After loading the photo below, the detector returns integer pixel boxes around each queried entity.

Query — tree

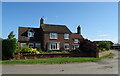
[98,41,110,51]
[8,31,15,39]
[79,39,98,52]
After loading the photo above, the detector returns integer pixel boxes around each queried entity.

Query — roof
[18,27,41,42]
[41,24,72,34]
[70,33,83,39]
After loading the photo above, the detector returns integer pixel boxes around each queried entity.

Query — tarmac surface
[1,50,119,74]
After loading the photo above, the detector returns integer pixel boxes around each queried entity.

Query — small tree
[98,41,110,51]
[8,31,15,39]
[79,39,97,52]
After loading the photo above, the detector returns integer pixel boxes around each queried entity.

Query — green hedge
[2,38,17,60]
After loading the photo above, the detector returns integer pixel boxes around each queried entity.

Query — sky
[2,2,118,43]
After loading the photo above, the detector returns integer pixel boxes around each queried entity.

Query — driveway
[1,50,119,74]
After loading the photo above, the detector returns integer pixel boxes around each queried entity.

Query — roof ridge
[42,24,66,26]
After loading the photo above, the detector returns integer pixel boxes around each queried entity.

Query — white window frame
[64,43,69,50]
[35,43,41,48]
[74,39,79,43]
[28,43,34,48]
[21,43,26,47]
[50,33,58,39]
[48,42,60,50]
[28,31,34,37]
[73,44,79,49]
[64,34,69,39]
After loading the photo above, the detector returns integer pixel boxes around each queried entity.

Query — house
[18,18,84,51]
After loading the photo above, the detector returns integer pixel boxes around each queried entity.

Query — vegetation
[79,39,97,53]
[98,41,111,52]
[16,46,41,54]
[8,31,15,39]
[2,38,17,60]
[1,53,115,64]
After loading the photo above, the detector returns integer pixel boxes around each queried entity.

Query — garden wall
[13,50,110,59]
[97,50,110,58]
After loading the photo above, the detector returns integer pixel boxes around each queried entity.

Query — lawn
[1,53,115,64]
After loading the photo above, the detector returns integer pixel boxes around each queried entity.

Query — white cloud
[97,34,108,37]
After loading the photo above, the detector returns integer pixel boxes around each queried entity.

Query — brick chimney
[40,17,44,25]
[77,25,81,35]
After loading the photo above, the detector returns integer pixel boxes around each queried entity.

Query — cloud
[97,34,108,37]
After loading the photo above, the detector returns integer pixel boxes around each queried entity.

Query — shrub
[47,50,53,53]
[16,46,41,54]
[2,38,17,60]
[79,39,98,53]
[70,48,81,54]
[98,41,110,51]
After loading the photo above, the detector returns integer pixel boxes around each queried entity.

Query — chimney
[40,17,44,25]
[77,25,81,35]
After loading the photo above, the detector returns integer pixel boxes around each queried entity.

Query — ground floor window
[21,43,26,47]
[64,43,69,50]
[28,43,34,48]
[35,43,41,48]
[73,44,79,49]
[48,42,60,50]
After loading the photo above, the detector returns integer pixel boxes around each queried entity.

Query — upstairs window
[50,33,57,39]
[74,39,79,43]
[28,29,34,37]
[64,34,69,39]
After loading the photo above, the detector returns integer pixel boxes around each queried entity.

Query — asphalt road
[1,50,119,74]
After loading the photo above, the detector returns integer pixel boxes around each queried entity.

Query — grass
[1,53,115,64]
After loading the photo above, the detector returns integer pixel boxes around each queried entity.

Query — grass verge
[1,53,115,64]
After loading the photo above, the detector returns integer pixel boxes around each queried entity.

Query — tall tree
[8,31,15,39]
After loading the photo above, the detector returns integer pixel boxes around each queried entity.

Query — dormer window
[64,34,69,39]
[50,33,57,39]
[28,29,34,37]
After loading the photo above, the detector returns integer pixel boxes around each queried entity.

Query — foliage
[2,38,17,60]
[70,48,81,54]
[79,39,98,53]
[8,31,15,39]
[18,46,40,54]
[47,50,53,53]
[98,41,110,51]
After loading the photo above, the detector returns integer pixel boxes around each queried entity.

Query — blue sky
[2,2,118,43]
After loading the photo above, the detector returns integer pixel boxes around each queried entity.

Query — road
[1,50,119,74]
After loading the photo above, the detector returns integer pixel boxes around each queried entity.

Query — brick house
[18,18,84,51]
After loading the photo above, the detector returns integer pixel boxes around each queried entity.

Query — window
[73,44,79,49]
[28,43,34,48]
[64,43,69,50]
[28,29,34,37]
[74,39,79,43]
[50,33,57,39]
[64,34,69,39]
[21,43,26,47]
[35,43,41,48]
[48,42,60,50]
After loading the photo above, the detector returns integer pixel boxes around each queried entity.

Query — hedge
[2,38,17,60]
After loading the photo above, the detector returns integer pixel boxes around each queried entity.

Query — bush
[70,48,81,54]
[79,39,98,53]
[16,46,41,54]
[47,50,53,53]
[98,41,110,51]
[2,38,17,60]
